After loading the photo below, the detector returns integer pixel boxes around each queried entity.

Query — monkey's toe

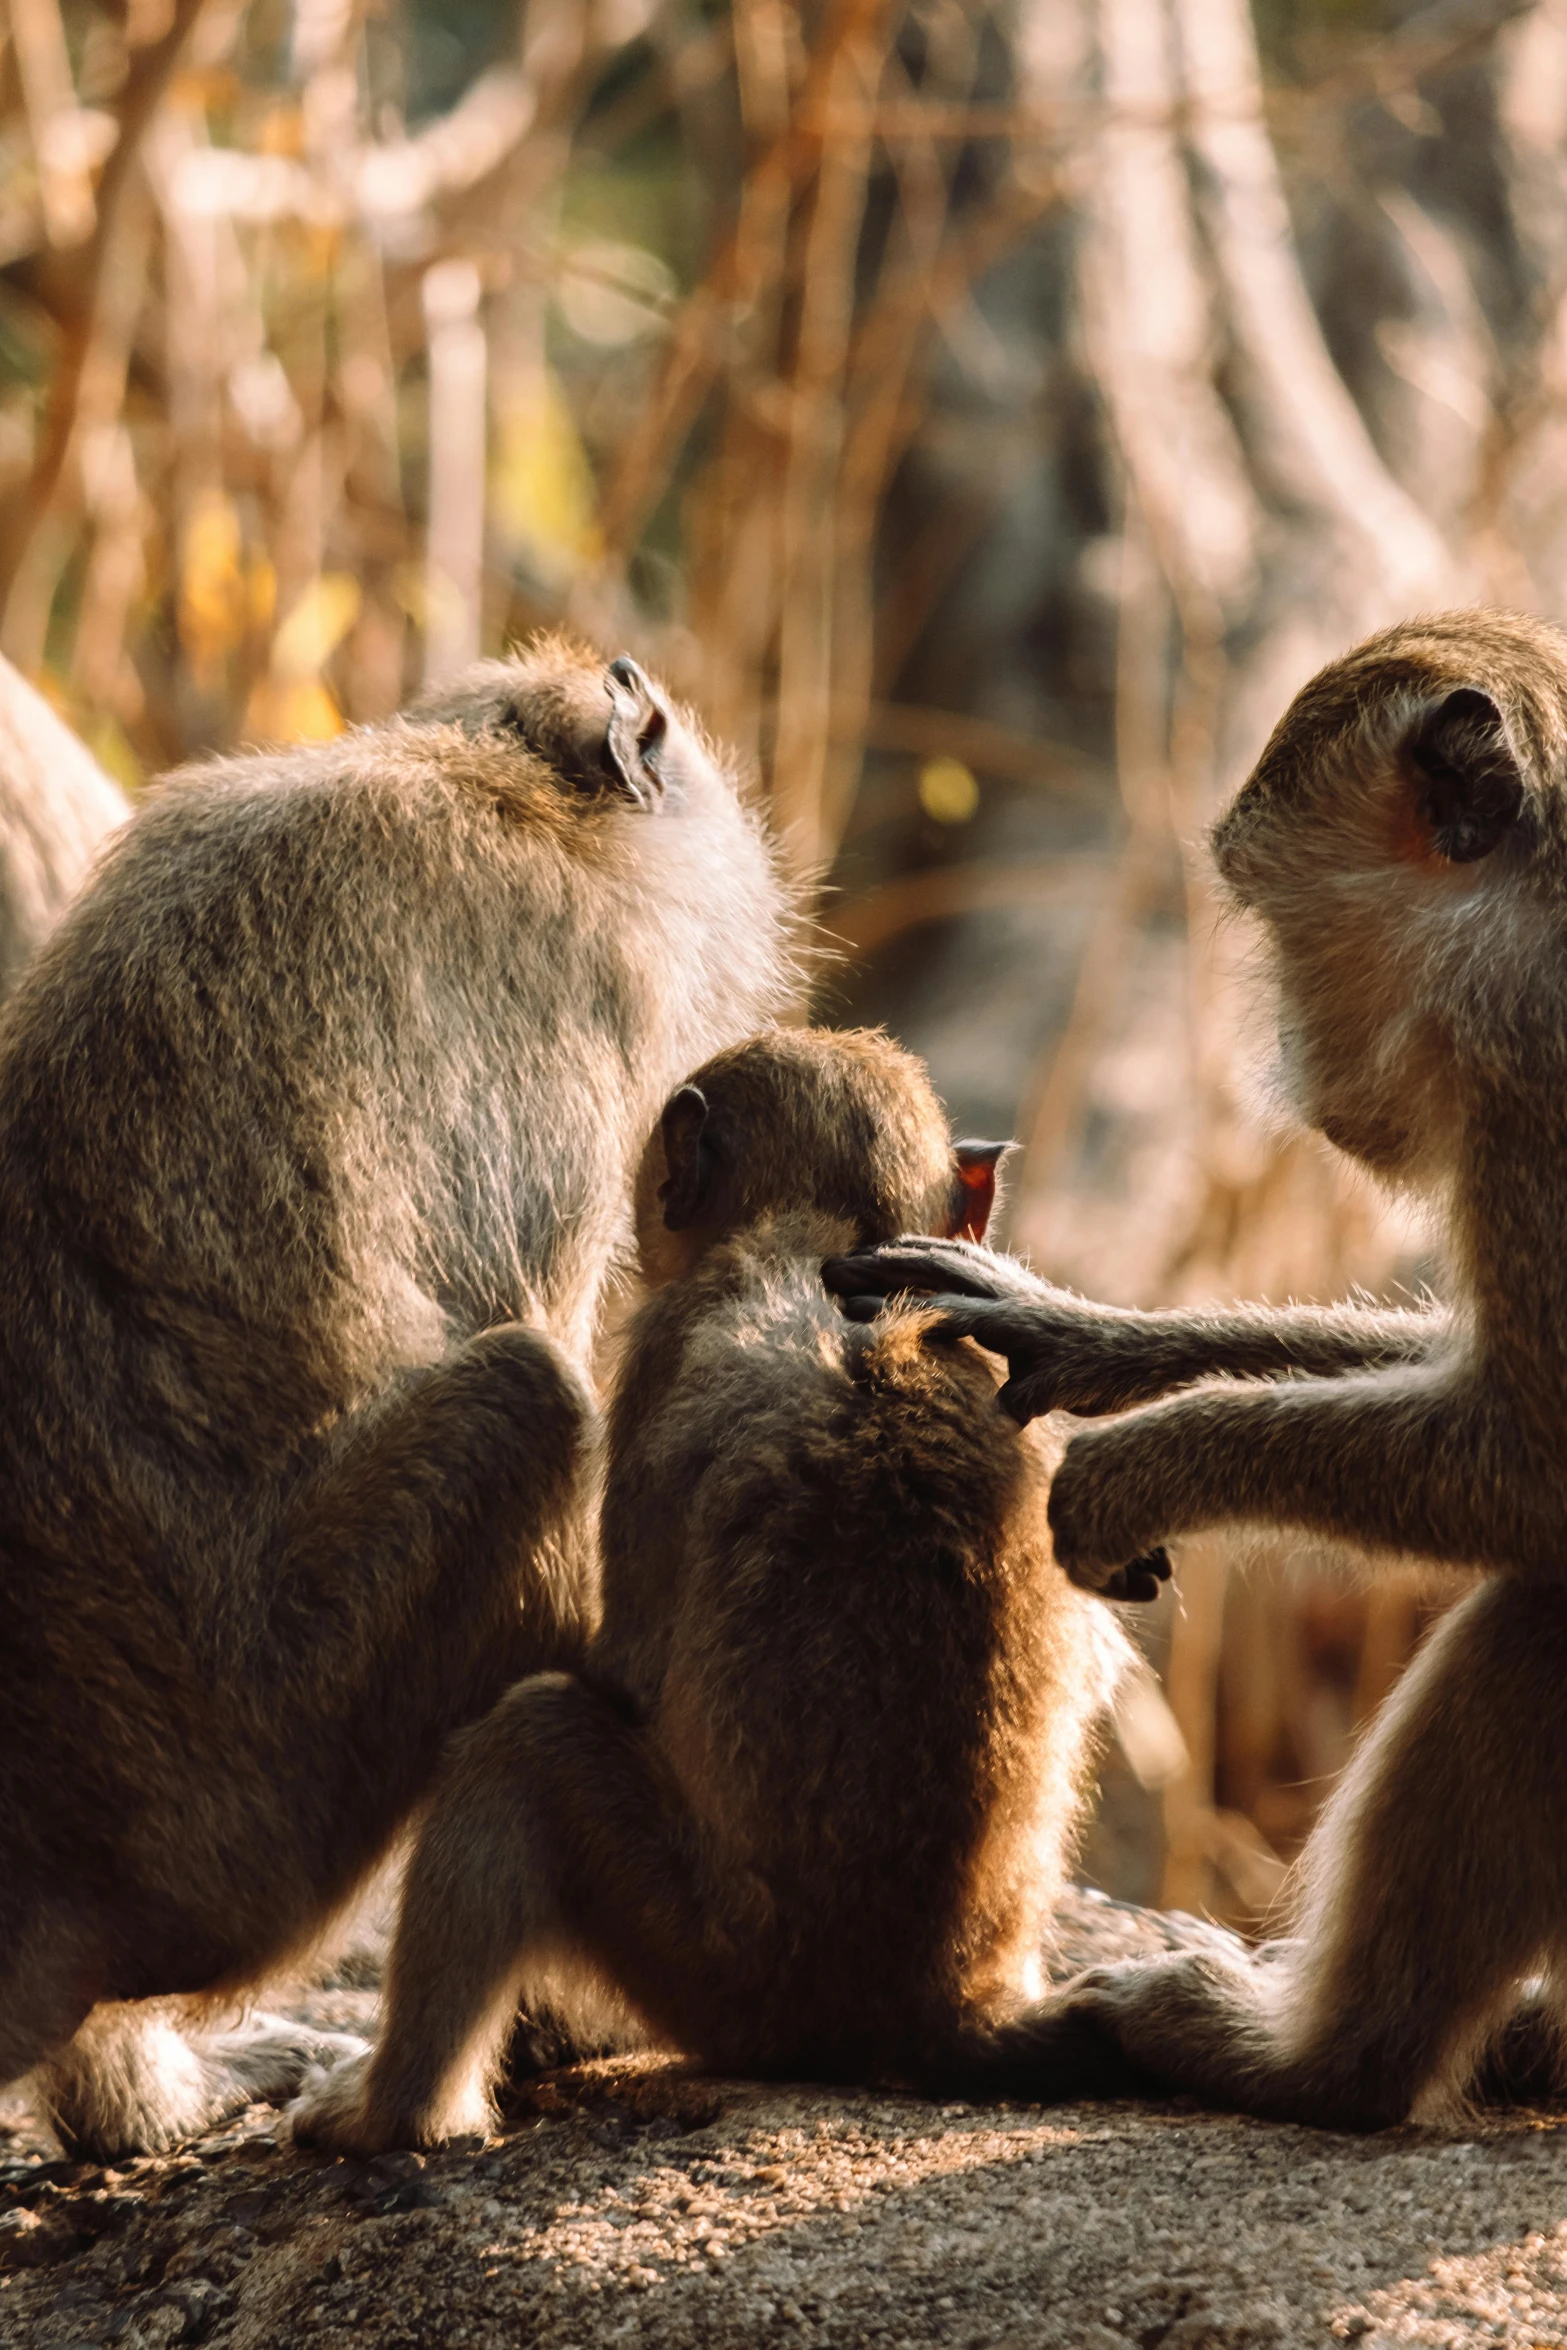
[287,2052,388,2157]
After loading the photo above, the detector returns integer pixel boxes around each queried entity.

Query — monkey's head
[409,635,724,823]
[1209,609,1567,1177]
[634,1029,1010,1284]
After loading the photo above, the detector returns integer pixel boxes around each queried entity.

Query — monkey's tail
[913,2001,1153,2106]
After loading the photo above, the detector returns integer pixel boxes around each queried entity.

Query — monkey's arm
[824,1239,1442,1420]
[1047,1368,1533,1589]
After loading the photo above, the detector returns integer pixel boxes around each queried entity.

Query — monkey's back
[600,1240,1127,2079]
[0,716,785,1887]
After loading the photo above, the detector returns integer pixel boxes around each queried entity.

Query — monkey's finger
[822,1245,1003,1301]
[837,1293,894,1324]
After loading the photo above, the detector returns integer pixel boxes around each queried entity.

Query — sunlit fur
[291,1030,1129,2156]
[1213,611,1567,1186]
[0,638,794,2159]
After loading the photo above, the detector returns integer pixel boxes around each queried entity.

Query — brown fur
[829,608,1567,2129]
[290,1029,1129,2155]
[0,639,793,2157]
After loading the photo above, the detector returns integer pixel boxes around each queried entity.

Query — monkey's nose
[608,655,649,694]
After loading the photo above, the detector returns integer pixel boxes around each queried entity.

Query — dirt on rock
[5,1894,1567,2350]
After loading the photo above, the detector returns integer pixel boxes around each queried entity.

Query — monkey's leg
[1022,1577,1567,2128]
[1046,1370,1530,1588]
[291,1673,725,2157]
[269,1322,596,1741]
[35,2005,369,2162]
[825,1243,1440,1419]
[0,1899,365,2161]
[41,1328,594,2162]
[228,1321,596,1938]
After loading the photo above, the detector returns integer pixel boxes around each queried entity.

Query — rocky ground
[5,1895,1567,2350]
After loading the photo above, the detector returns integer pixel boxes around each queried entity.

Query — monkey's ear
[604,656,670,809]
[660,1085,719,1231]
[1405,687,1526,864]
[948,1140,1013,1242]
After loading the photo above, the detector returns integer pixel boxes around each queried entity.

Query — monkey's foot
[288,2051,385,2156]
[1041,1950,1292,2114]
[289,2052,493,2158]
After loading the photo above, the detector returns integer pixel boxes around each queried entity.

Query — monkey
[825,606,1567,2130]
[288,1026,1137,2156]
[0,650,129,1001]
[0,637,793,2160]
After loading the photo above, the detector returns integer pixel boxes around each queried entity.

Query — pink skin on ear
[948,1140,1012,1242]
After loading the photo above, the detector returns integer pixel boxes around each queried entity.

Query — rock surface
[5,1894,1566,2350]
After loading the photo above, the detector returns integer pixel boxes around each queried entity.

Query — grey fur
[0,635,793,2158]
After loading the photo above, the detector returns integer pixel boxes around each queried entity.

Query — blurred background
[0,0,1546,1923]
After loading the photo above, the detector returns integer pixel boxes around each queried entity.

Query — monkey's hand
[826,1259,1138,1423]
[1047,1422,1174,1601]
[824,1234,1047,1305]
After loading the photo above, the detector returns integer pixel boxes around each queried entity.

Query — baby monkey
[830,608,1567,2129]
[293,1028,1132,2153]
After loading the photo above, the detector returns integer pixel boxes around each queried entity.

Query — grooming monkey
[291,1028,1133,2155]
[0,640,791,2159]
[829,607,1567,2130]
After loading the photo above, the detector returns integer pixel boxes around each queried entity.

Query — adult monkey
[830,608,1567,2131]
[0,638,791,2158]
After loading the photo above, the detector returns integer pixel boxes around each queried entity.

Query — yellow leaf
[244,676,344,744]
[179,489,245,684]
[271,572,362,681]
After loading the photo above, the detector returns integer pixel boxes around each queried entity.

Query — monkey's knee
[408,1325,594,1522]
